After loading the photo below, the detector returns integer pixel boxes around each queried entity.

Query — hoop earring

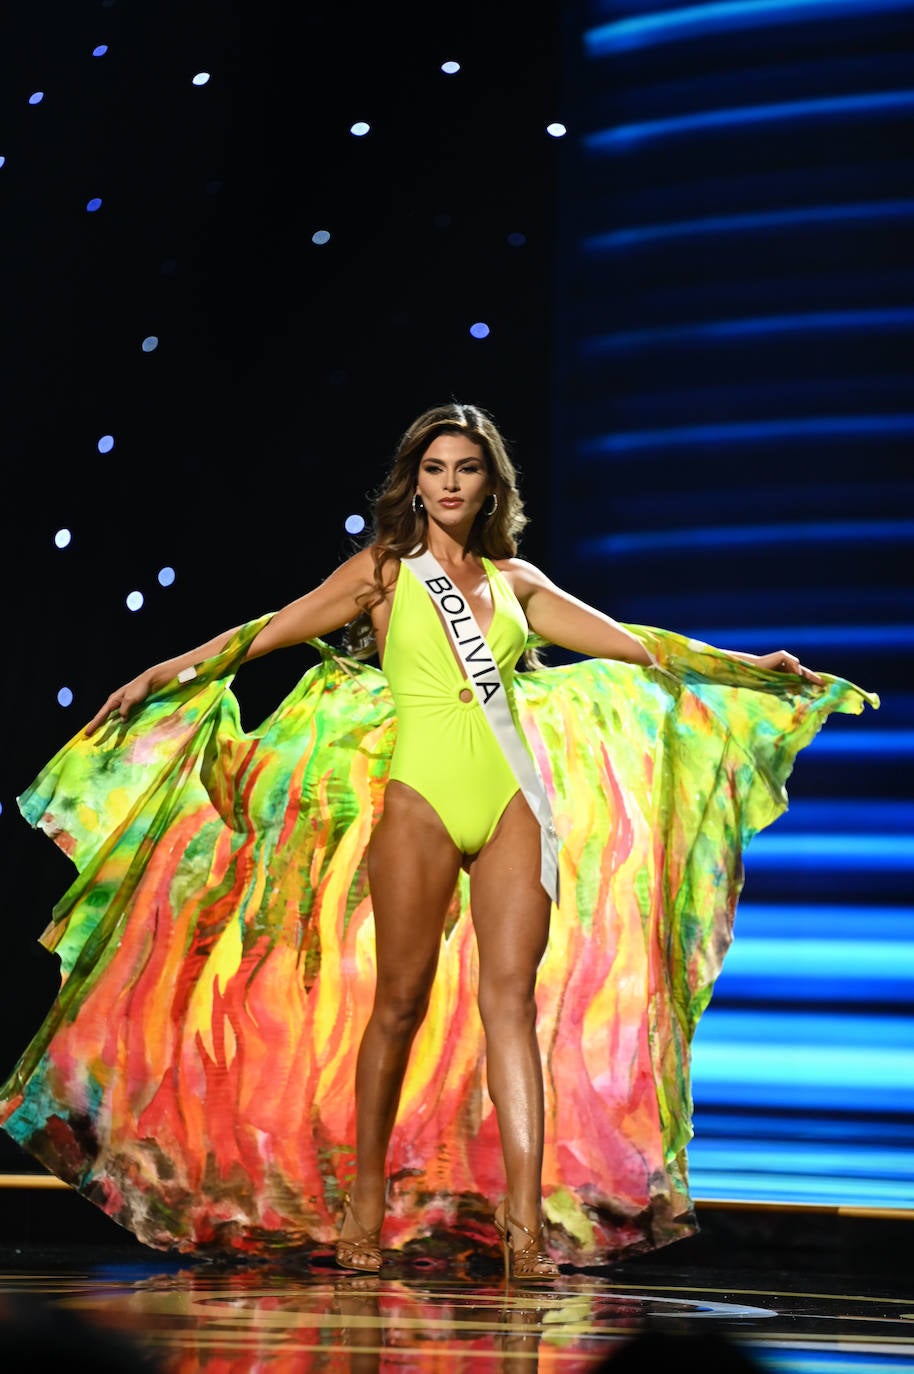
[412,491,424,514]
[484,493,498,517]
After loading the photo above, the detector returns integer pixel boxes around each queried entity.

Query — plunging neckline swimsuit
[382,557,529,855]
[1,574,877,1261]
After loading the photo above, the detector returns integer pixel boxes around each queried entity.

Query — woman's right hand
[84,670,156,737]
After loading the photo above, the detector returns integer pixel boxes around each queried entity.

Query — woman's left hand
[754,650,824,686]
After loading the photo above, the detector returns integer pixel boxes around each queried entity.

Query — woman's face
[415,433,493,528]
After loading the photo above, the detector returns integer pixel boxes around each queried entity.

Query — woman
[0,403,876,1274]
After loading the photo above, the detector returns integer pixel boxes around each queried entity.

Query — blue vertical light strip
[582,200,914,250]
[585,90,914,150]
[586,0,914,53]
[552,0,914,1209]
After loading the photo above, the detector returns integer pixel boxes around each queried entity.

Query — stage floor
[0,1202,911,1371]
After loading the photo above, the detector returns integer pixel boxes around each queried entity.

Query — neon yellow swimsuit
[3,594,878,1259]
[383,557,528,855]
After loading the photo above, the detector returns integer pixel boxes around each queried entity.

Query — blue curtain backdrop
[0,0,910,1217]
[551,0,914,1208]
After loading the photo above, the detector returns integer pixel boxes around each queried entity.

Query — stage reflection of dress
[0,615,878,1261]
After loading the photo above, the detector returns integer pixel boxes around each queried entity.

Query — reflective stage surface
[0,1204,911,1371]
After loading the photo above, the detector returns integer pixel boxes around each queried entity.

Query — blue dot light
[57,686,74,708]
[441,60,461,74]
[344,514,366,535]
[469,322,490,339]
[311,229,331,245]
[0,157,6,170]
[98,434,114,453]
[157,566,176,587]
[507,232,527,246]
[546,122,567,137]
[192,72,210,86]
[86,197,103,212]
[141,336,158,352]
[350,121,370,136]
[54,528,71,549]
[29,92,44,106]
[126,591,144,612]
[92,45,108,57]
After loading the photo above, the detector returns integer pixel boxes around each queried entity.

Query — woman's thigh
[367,781,464,993]
[467,793,552,991]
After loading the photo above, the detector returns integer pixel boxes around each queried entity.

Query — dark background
[1,1,911,1205]
[1,0,565,1089]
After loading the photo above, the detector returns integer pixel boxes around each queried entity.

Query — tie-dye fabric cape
[0,618,878,1262]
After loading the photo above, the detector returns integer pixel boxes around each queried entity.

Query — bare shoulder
[368,543,403,592]
[334,544,404,604]
[330,545,382,590]
[492,556,555,606]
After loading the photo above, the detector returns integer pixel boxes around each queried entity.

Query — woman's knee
[371,979,433,1039]
[477,971,538,1036]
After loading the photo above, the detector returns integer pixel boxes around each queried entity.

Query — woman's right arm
[83,547,378,736]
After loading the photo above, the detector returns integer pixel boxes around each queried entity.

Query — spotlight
[469,322,490,339]
[126,591,144,612]
[54,529,71,549]
[192,72,210,86]
[441,61,460,74]
[546,122,567,137]
[350,121,370,136]
[345,514,366,535]
[97,435,114,454]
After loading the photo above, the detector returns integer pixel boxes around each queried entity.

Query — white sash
[403,550,560,904]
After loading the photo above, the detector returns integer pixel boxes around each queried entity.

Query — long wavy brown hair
[344,402,544,666]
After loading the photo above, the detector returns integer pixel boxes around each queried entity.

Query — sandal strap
[336,1193,383,1268]
[505,1210,557,1276]
[344,1194,377,1241]
[506,1211,544,1251]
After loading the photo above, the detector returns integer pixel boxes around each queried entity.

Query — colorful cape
[0,619,879,1261]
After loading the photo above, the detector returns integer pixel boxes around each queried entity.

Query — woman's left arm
[507,559,654,664]
[506,559,824,685]
[725,647,824,685]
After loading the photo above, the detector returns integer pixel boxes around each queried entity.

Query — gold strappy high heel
[493,1198,559,1282]
[335,1193,383,1272]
